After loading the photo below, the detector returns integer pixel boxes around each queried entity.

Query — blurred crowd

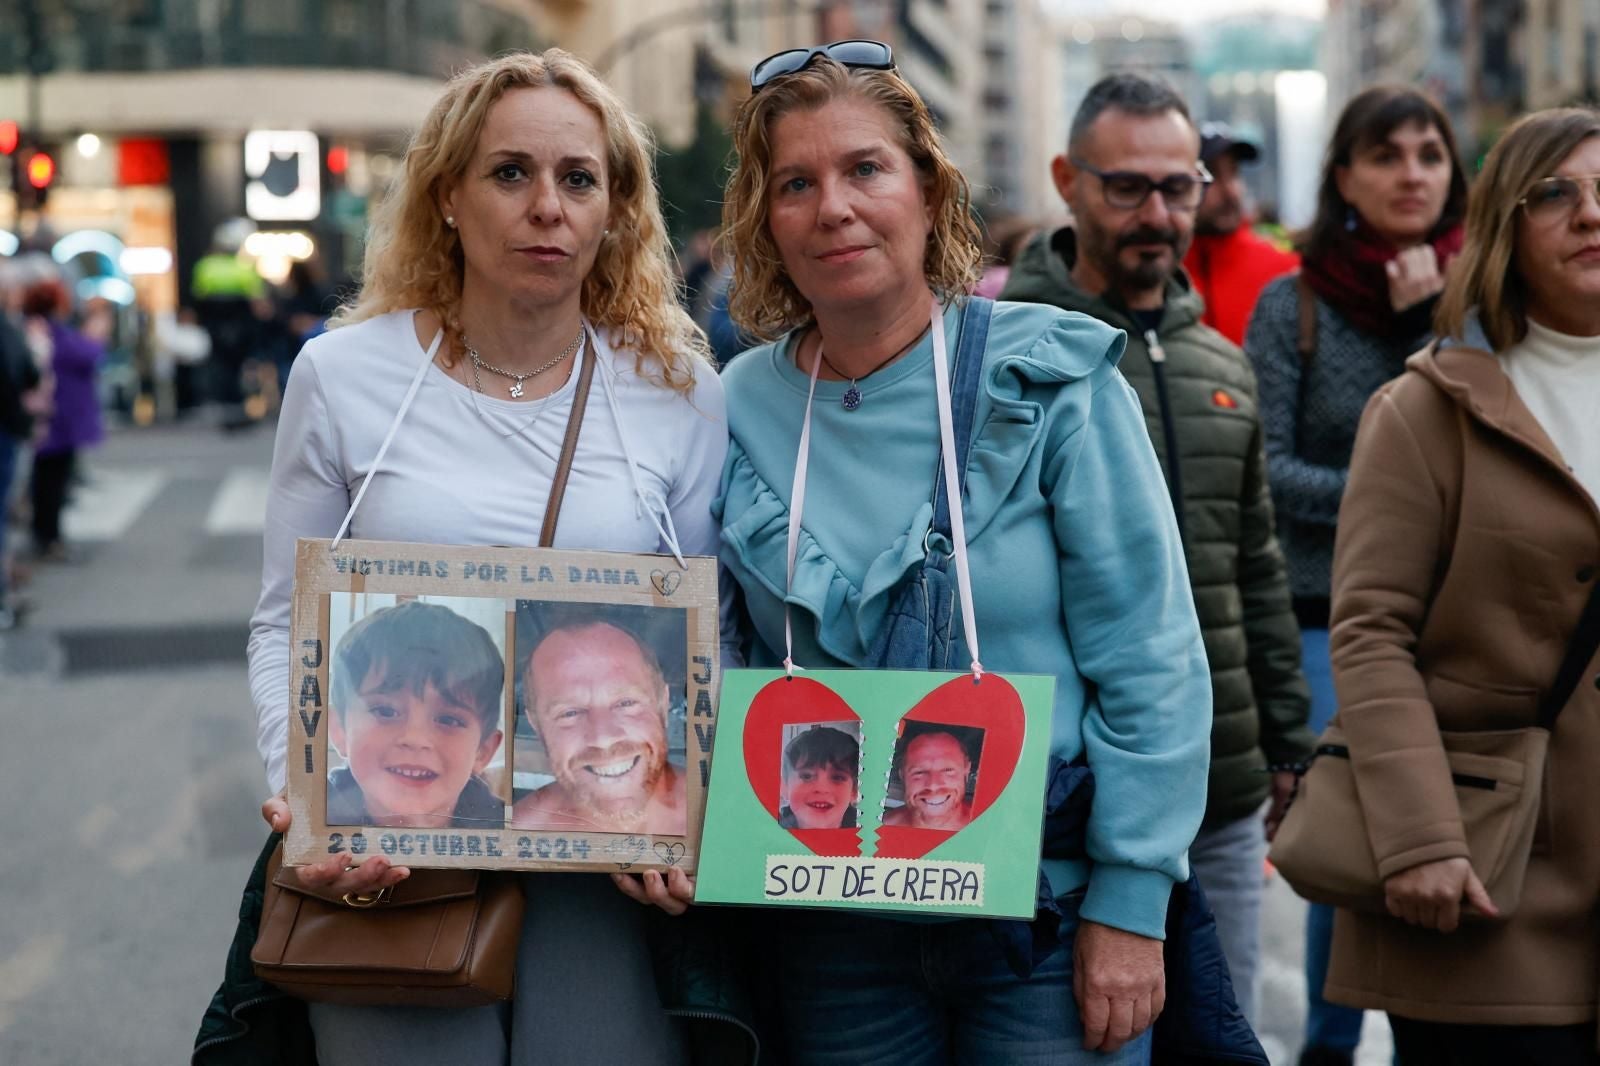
[0,223,339,627]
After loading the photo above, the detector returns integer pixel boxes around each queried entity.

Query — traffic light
[14,146,54,209]
[0,121,18,156]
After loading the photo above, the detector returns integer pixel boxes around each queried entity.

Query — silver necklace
[464,327,583,398]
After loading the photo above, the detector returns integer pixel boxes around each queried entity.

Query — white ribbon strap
[781,300,984,679]
[782,337,824,676]
[595,333,689,568]
[330,328,442,551]
[929,302,983,679]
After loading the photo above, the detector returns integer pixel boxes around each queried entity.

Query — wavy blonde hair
[720,60,984,341]
[1436,107,1600,352]
[331,49,707,391]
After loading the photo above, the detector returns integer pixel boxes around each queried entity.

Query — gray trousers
[1187,804,1268,1028]
[308,875,688,1066]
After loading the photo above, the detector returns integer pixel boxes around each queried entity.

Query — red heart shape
[742,676,864,857]
[874,673,1026,860]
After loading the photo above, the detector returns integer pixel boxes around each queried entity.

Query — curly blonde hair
[720,60,984,341]
[331,49,707,391]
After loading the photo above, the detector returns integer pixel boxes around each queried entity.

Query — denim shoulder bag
[863,296,993,670]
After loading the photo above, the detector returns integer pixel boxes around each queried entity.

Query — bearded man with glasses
[1003,71,1314,1031]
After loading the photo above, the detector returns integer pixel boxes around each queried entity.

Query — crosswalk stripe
[62,469,167,542]
[204,468,270,535]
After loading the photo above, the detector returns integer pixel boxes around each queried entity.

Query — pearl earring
[445,215,456,228]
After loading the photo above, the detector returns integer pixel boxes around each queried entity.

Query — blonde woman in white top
[250,50,731,1065]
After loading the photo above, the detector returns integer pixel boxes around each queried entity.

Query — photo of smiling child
[326,596,508,830]
[882,722,986,831]
[510,601,689,836]
[779,724,862,830]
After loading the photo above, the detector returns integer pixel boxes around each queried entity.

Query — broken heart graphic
[742,674,1026,861]
[742,676,865,857]
[875,674,1025,859]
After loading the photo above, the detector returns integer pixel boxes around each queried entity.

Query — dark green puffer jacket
[1002,227,1314,827]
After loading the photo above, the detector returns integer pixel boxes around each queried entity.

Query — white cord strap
[595,332,688,568]
[781,300,984,679]
[330,328,442,551]
[782,336,824,676]
[929,302,983,679]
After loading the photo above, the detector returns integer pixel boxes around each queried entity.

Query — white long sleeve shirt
[1501,318,1600,506]
[248,310,730,794]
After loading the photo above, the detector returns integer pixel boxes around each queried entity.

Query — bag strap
[1541,580,1600,728]
[930,296,994,543]
[538,336,597,549]
[1296,274,1317,366]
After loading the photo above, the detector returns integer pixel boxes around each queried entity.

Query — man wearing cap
[1002,73,1314,1026]
[1182,123,1300,346]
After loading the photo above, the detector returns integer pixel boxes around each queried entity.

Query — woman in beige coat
[1329,108,1600,1064]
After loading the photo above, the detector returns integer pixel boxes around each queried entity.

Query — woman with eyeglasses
[716,42,1216,1063]
[1323,107,1600,1066]
[1239,85,1468,1066]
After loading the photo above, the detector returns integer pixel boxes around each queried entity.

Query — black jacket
[0,317,39,440]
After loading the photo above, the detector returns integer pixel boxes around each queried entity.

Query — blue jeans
[774,897,1151,1065]
[1188,805,1267,1027]
[1300,628,1364,1053]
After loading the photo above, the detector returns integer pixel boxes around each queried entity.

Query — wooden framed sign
[284,538,718,874]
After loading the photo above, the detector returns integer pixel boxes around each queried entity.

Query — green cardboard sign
[696,668,1056,918]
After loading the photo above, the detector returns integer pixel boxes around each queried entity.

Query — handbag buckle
[342,885,394,908]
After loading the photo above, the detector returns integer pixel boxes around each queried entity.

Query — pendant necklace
[464,326,583,398]
[813,324,930,411]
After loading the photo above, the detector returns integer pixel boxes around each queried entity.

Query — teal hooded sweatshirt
[715,299,1212,940]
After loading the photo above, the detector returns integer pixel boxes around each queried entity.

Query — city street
[0,419,1395,1065]
[0,422,271,1066]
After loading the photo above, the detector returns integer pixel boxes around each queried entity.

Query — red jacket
[1182,227,1299,347]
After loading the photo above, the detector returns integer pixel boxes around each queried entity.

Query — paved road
[0,423,273,1066]
[0,420,1395,1065]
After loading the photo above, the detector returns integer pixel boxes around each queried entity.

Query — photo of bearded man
[510,606,686,836]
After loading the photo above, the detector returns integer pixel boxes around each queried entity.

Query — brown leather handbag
[251,841,525,1007]
[251,336,597,1006]
[1271,582,1600,915]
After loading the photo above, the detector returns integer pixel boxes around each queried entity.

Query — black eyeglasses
[1518,174,1600,222]
[749,40,895,91]
[1070,158,1214,211]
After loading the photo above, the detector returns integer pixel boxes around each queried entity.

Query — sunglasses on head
[749,39,895,91]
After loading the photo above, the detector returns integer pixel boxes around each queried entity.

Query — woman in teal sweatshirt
[714,43,1213,1063]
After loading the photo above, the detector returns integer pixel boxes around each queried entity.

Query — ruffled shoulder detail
[962,303,1124,542]
[718,440,933,666]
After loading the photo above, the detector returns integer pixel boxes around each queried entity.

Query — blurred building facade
[980,0,1066,218]
[1322,0,1600,157]
[1059,15,1200,118]
[0,0,554,310]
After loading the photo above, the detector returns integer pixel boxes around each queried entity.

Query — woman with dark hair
[1241,85,1468,1066]
[24,278,107,562]
[1329,106,1600,1065]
